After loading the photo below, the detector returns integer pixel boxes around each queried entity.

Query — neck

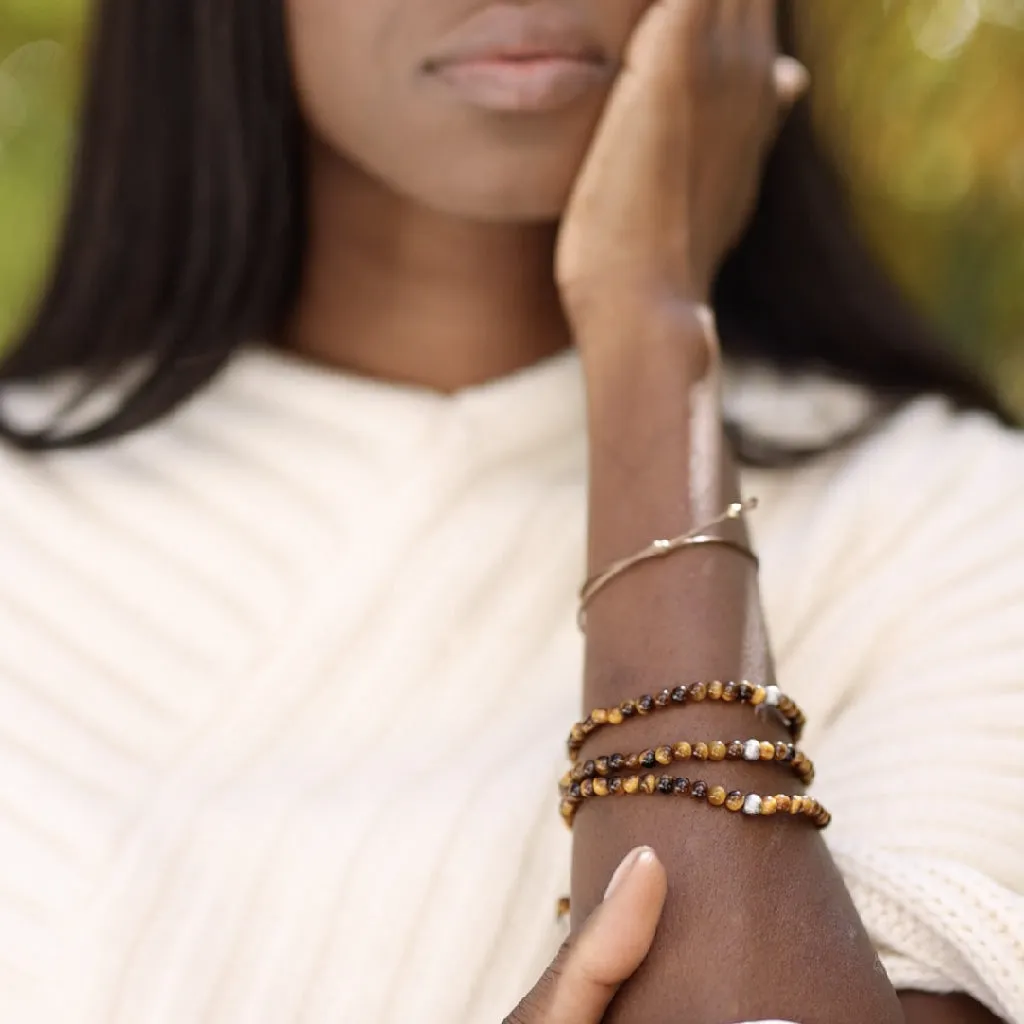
[282,140,573,391]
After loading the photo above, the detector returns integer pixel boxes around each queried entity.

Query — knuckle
[502,939,573,1024]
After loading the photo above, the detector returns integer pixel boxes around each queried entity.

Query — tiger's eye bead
[692,742,709,760]
[559,771,571,789]
[738,682,754,702]
[655,746,673,766]
[639,749,656,769]
[640,774,658,795]
[750,685,767,706]
[654,689,672,707]
[708,785,727,807]
[775,794,792,813]
[623,776,640,795]
[608,753,625,771]
[761,796,778,815]
[620,700,638,718]
[722,681,739,702]
[569,783,582,800]
[673,777,690,795]
[607,708,624,726]
[707,680,724,700]
[593,778,610,797]
[559,800,575,822]
[709,741,727,761]
[595,757,610,776]
[727,740,745,759]
[624,753,640,770]
[725,790,745,812]
[580,779,594,798]
[776,742,792,762]
[691,781,709,800]
[637,695,655,714]
[789,796,803,814]
[657,775,675,794]
[591,709,608,725]
[583,760,596,778]
[688,682,708,702]
[608,777,624,795]
[570,724,586,744]
[671,685,689,704]
[557,896,571,919]
[759,741,776,760]
[673,741,692,760]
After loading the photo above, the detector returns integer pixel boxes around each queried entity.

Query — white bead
[743,739,762,761]
[764,685,781,707]
[743,794,763,816]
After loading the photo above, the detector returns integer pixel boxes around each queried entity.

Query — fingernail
[603,846,655,901]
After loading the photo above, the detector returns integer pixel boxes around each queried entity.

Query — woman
[0,0,1021,1021]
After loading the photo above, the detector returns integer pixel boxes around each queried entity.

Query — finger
[774,56,811,106]
[503,847,667,1024]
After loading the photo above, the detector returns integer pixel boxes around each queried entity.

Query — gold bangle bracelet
[577,499,759,630]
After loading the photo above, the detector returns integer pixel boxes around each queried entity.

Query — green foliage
[1,1,1022,409]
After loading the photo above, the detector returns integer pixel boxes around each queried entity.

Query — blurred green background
[1,1,1022,409]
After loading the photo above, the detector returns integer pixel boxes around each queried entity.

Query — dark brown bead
[569,783,582,800]
[691,780,709,800]
[722,681,739,702]
[657,775,675,794]
[671,685,689,704]
[583,760,596,778]
[727,740,745,759]
[673,777,690,795]
[620,701,637,717]
[594,757,610,776]
[624,753,640,770]
[654,689,671,707]
[580,779,594,798]
[738,682,754,702]
[776,742,792,762]
[608,753,625,771]
[639,749,656,769]
[608,777,624,795]
[637,695,655,714]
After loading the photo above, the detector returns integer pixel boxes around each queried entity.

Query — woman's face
[286,0,653,222]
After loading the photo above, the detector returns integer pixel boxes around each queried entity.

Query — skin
[282,0,1004,1020]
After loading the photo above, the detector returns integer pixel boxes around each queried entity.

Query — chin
[416,141,593,223]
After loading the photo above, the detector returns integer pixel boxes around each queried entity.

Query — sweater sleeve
[798,401,1024,1022]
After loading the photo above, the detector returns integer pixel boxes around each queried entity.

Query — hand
[556,0,808,336]
[502,847,667,1024]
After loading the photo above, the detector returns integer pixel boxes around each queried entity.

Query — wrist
[574,293,720,384]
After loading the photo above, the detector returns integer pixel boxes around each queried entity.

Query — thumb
[503,847,668,1024]
[774,56,811,108]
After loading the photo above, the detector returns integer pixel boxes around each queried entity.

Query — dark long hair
[0,0,1010,453]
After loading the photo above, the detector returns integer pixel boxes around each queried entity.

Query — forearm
[571,313,902,1023]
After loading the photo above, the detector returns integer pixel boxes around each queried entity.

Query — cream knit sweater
[0,346,1022,1024]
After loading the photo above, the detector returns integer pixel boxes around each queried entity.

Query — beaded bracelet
[560,739,815,789]
[568,681,806,760]
[559,774,831,830]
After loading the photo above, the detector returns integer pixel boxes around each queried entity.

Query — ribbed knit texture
[0,346,1022,1023]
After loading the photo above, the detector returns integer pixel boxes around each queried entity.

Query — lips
[425,4,613,113]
